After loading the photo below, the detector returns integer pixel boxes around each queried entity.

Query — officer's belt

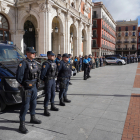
[45,76,55,80]
[59,77,69,80]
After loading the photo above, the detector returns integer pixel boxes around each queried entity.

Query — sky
[93,0,140,26]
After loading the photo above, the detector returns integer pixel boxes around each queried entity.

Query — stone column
[59,32,65,54]
[16,30,25,53]
[78,21,82,55]
[73,36,78,57]
[87,25,92,54]
[35,34,39,56]
[9,30,16,44]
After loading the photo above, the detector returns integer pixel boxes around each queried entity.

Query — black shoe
[87,76,91,78]
[30,115,42,124]
[60,99,65,106]
[44,107,51,116]
[19,121,29,134]
[64,96,71,103]
[51,103,59,111]
[69,82,72,85]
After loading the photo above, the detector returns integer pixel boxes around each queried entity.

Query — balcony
[131,41,137,44]
[116,41,122,44]
[123,41,129,44]
[138,41,140,44]
[131,35,136,38]
[92,34,98,38]
[123,48,129,51]
[116,48,122,51]
[92,24,98,28]
[92,44,98,48]
[92,14,98,19]
[130,48,137,51]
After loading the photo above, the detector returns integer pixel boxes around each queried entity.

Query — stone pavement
[0,63,139,140]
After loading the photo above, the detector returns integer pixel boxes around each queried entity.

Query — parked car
[0,41,45,111]
[106,57,126,65]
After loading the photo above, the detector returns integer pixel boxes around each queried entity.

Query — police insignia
[33,47,34,49]
[43,65,46,68]
[58,63,60,66]
[19,63,22,67]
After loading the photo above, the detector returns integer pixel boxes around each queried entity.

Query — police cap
[26,47,37,53]
[47,51,55,56]
[57,54,61,57]
[62,53,69,58]
[85,55,88,57]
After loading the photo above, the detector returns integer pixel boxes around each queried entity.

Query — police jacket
[58,60,71,78]
[83,59,89,68]
[40,59,58,81]
[55,58,61,66]
[16,58,39,87]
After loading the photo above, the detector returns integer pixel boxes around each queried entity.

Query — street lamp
[55,26,58,33]
[70,32,73,38]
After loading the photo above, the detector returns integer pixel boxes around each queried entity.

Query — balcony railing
[131,41,137,43]
[123,41,129,44]
[130,48,136,50]
[92,14,98,19]
[116,41,122,44]
[92,24,98,28]
[123,48,129,51]
[116,48,122,51]
[92,44,98,48]
[138,41,140,43]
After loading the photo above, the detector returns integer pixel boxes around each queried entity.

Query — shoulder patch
[58,63,60,66]
[19,63,22,67]
[43,65,46,68]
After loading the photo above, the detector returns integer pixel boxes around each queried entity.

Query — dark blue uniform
[55,57,61,92]
[83,58,89,80]
[58,60,71,104]
[16,58,39,121]
[40,59,57,107]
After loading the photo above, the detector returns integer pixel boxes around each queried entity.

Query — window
[133,26,135,30]
[125,32,128,36]
[93,11,96,16]
[138,45,140,49]
[125,26,128,31]
[93,30,96,37]
[93,21,96,26]
[118,33,120,37]
[0,14,10,41]
[93,40,96,45]
[139,38,140,42]
[133,32,135,36]
[139,32,140,36]
[119,27,121,31]
[118,45,120,48]
[132,45,135,48]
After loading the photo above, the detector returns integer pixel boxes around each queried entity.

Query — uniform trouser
[100,63,103,67]
[59,79,69,100]
[84,67,88,79]
[92,63,95,69]
[44,79,55,107]
[20,85,37,121]
[79,64,82,71]
[96,62,98,68]
[56,78,60,90]
[87,66,90,77]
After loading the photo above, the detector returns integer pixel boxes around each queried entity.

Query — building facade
[91,2,116,57]
[137,27,140,55]
[116,20,138,56]
[0,0,93,56]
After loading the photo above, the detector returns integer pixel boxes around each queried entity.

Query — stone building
[91,2,116,57]
[137,27,140,55]
[0,0,93,56]
[116,20,138,56]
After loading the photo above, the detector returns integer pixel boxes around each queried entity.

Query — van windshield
[0,45,25,62]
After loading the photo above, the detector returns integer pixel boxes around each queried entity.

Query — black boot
[19,120,29,134]
[60,98,65,106]
[44,107,50,116]
[69,81,72,85]
[30,115,42,124]
[51,103,59,111]
[64,96,71,103]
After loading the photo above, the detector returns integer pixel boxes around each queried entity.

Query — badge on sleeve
[19,63,22,67]
[43,65,46,68]
[58,63,60,66]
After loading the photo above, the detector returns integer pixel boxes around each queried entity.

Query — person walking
[95,56,99,68]
[83,55,89,80]
[79,55,82,72]
[74,56,79,73]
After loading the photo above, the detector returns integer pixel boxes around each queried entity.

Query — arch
[51,16,65,54]
[0,13,11,41]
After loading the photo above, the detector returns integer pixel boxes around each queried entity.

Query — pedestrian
[40,51,59,117]
[99,56,103,67]
[79,55,82,72]
[83,55,89,80]
[102,56,106,66]
[58,53,71,106]
[127,55,130,64]
[74,56,79,73]
[68,54,72,85]
[92,56,95,69]
[16,47,42,134]
[82,56,84,71]
[95,56,99,68]
[87,54,92,78]
[138,55,140,62]
[55,54,62,92]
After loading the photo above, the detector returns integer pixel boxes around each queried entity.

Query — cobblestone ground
[0,63,139,140]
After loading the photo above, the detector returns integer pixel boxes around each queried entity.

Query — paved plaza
[0,63,139,140]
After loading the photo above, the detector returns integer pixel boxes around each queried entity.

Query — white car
[106,57,126,65]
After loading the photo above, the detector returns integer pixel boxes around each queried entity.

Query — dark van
[0,41,44,111]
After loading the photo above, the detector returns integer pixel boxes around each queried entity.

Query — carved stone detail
[18,30,25,35]
[0,2,9,13]
[24,4,30,13]
[9,30,16,35]
[57,8,61,16]
[83,3,90,14]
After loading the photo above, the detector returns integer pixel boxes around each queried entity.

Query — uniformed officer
[138,55,140,62]
[58,53,71,106]
[74,56,79,73]
[83,55,89,80]
[16,47,41,134]
[55,54,62,92]
[87,55,92,78]
[68,54,72,85]
[40,51,59,117]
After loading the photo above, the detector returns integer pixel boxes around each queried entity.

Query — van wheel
[118,62,122,65]
[0,96,6,112]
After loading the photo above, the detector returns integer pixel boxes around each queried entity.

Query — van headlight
[5,79,19,88]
